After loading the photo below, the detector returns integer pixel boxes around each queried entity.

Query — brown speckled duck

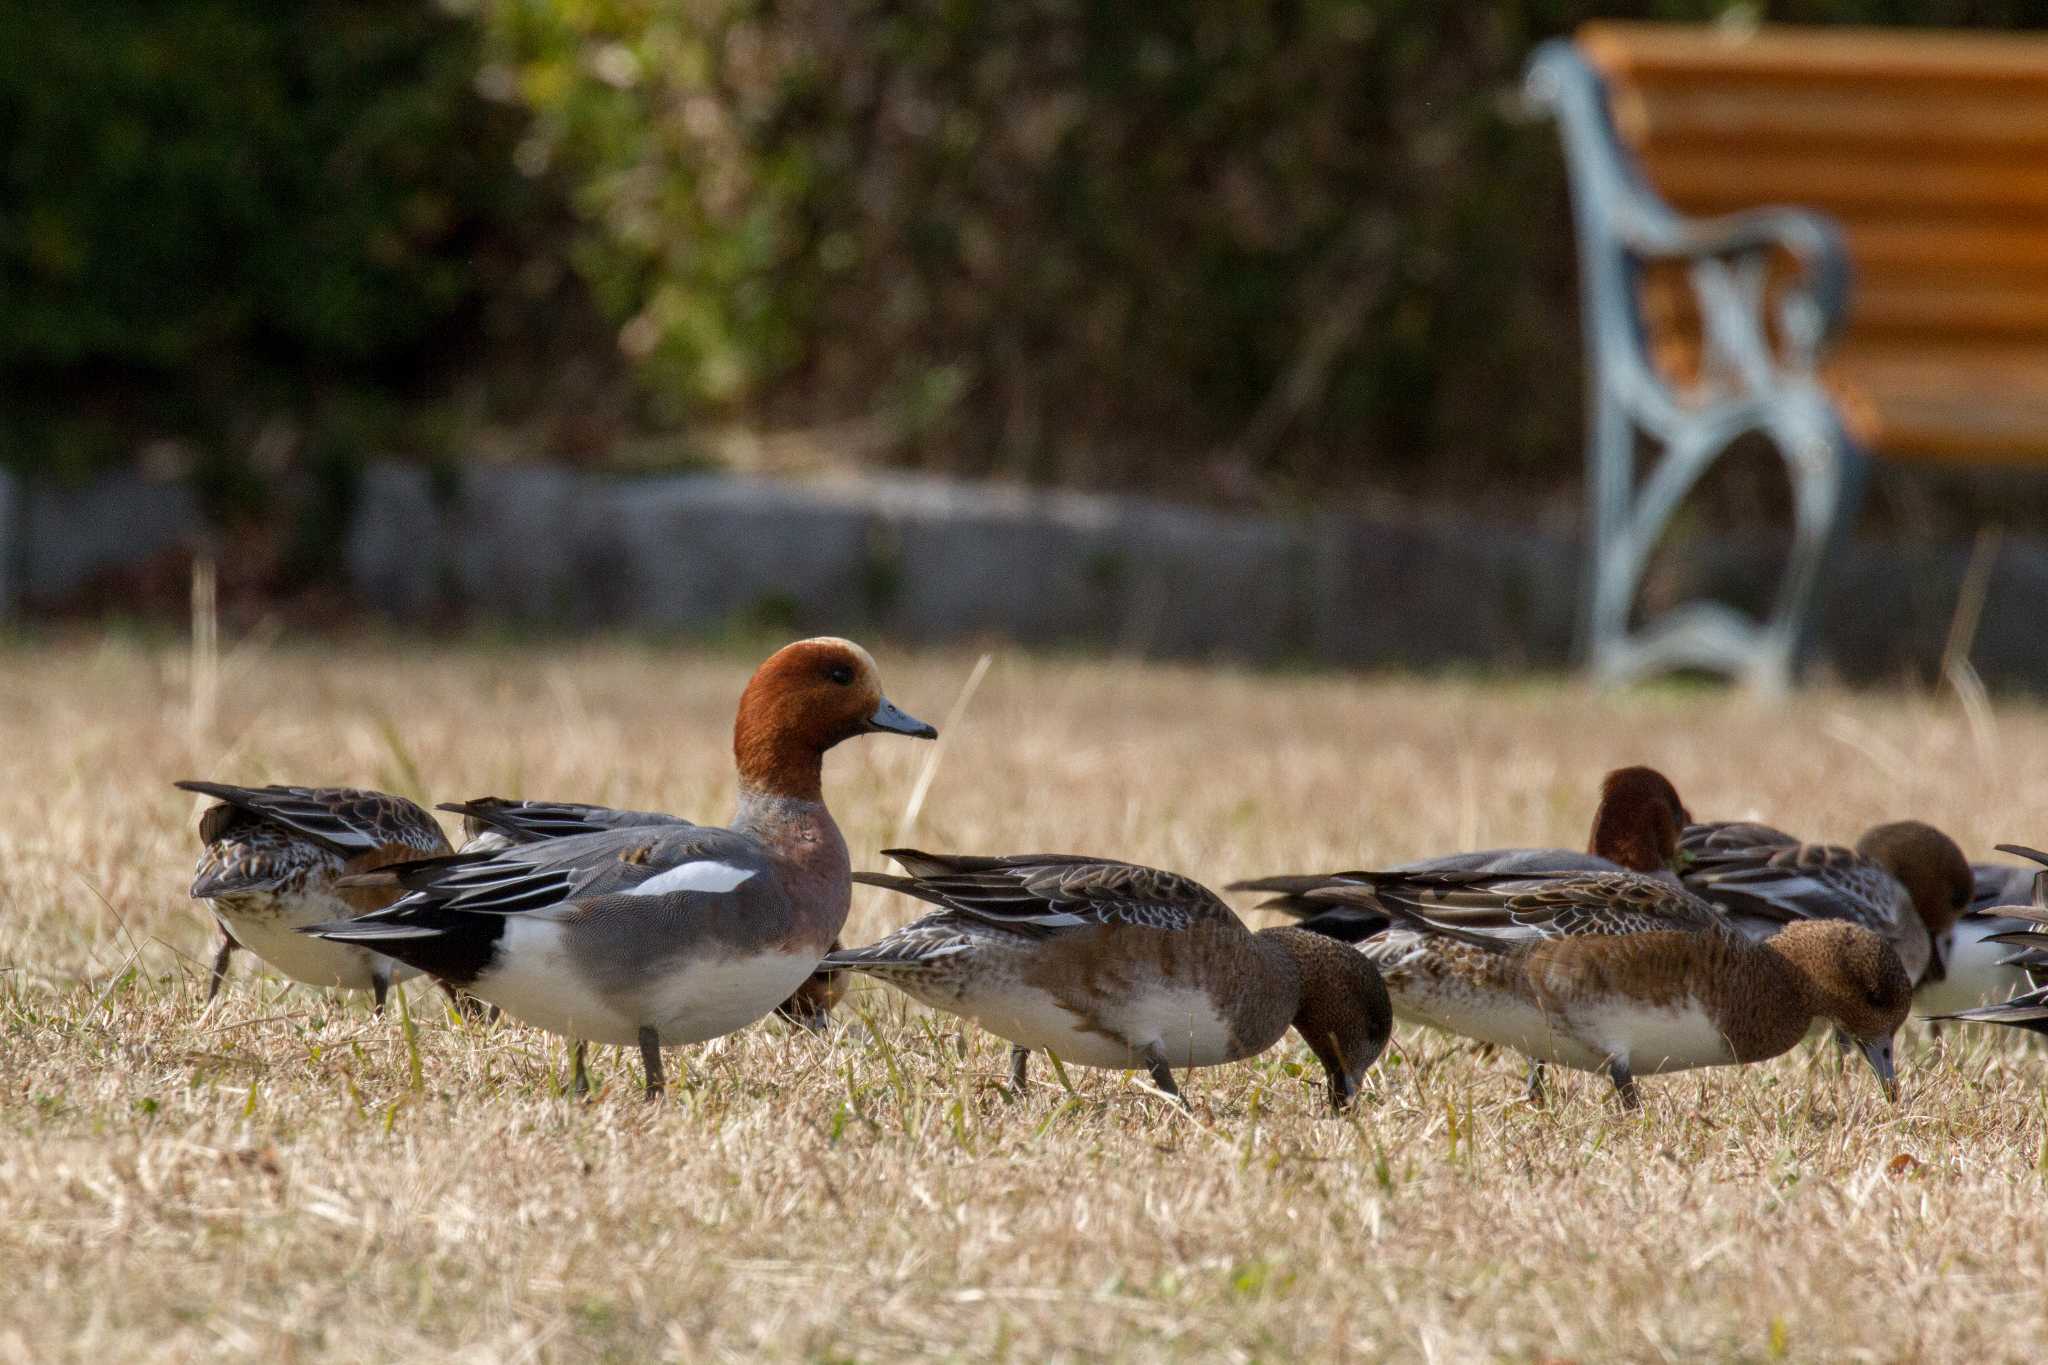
[175,781,451,1008]
[828,850,1392,1113]
[1299,867,1912,1109]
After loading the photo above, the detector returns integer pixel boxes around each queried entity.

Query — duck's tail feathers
[1930,990,2048,1036]
[1224,873,1355,918]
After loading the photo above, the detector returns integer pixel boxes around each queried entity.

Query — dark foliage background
[9,0,2048,529]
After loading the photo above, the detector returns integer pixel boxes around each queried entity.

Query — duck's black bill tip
[867,697,938,739]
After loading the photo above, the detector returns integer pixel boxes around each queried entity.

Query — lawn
[3,635,2044,1361]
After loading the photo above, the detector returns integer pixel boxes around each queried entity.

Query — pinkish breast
[734,791,852,952]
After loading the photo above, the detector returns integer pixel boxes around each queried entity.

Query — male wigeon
[1930,844,2048,1036]
[826,850,1392,1112]
[436,796,846,1030]
[1301,868,1912,1109]
[1679,820,1972,988]
[174,781,451,1007]
[301,638,934,1098]
[1232,763,1691,945]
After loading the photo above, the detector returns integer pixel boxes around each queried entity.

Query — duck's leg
[438,981,499,1024]
[1524,1060,1547,1107]
[1606,1058,1640,1111]
[205,931,236,1003]
[371,967,390,1016]
[570,1041,591,1098]
[1142,1046,1187,1109]
[1008,1045,1031,1095]
[639,1026,665,1102]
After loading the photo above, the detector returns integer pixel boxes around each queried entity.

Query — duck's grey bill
[1859,1034,1899,1102]
[868,697,938,739]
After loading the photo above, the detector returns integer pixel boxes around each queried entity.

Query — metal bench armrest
[1615,202,1851,361]
[1526,40,1850,386]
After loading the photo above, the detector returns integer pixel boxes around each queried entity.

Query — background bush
[11,1,2048,521]
[480,0,2048,504]
[0,2,560,507]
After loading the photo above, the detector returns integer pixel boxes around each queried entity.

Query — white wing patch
[625,860,758,896]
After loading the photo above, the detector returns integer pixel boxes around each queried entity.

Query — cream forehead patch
[796,636,878,676]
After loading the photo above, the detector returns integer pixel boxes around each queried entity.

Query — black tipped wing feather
[438,797,693,847]
[858,849,1233,935]
[177,781,449,858]
[1300,868,1728,948]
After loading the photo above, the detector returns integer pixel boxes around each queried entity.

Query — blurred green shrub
[0,2,544,491]
[482,0,2048,499]
[10,1,2048,512]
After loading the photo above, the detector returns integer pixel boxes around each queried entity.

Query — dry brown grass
[3,635,2046,1362]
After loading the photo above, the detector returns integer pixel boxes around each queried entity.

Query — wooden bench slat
[1848,221,2048,276]
[1573,22,2048,464]
[1583,21,2048,86]
[1639,147,2048,217]
[1613,86,2048,156]
[1852,284,2048,341]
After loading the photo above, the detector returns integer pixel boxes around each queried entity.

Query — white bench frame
[1526,39,1866,692]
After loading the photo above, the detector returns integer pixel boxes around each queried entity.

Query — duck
[436,796,846,1031]
[826,850,1392,1113]
[1930,844,2048,1036]
[1232,765,1691,943]
[1914,854,2044,1019]
[1297,868,1912,1109]
[301,638,934,1099]
[1679,820,1972,989]
[173,781,452,1008]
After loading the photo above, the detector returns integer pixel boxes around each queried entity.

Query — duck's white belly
[214,895,414,991]
[477,918,815,1046]
[1569,997,1734,1076]
[937,982,1241,1071]
[1390,963,1731,1076]
[1396,986,1608,1072]
[640,949,818,1045]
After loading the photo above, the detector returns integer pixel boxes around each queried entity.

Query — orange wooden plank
[1610,85,2048,156]
[1847,221,2048,276]
[1582,22,2048,88]
[1640,147,2048,217]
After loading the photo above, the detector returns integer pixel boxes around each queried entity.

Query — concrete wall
[3,460,2042,687]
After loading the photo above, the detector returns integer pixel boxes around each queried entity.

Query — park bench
[1527,22,2048,689]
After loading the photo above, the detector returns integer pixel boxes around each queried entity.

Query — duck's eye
[826,664,855,686]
